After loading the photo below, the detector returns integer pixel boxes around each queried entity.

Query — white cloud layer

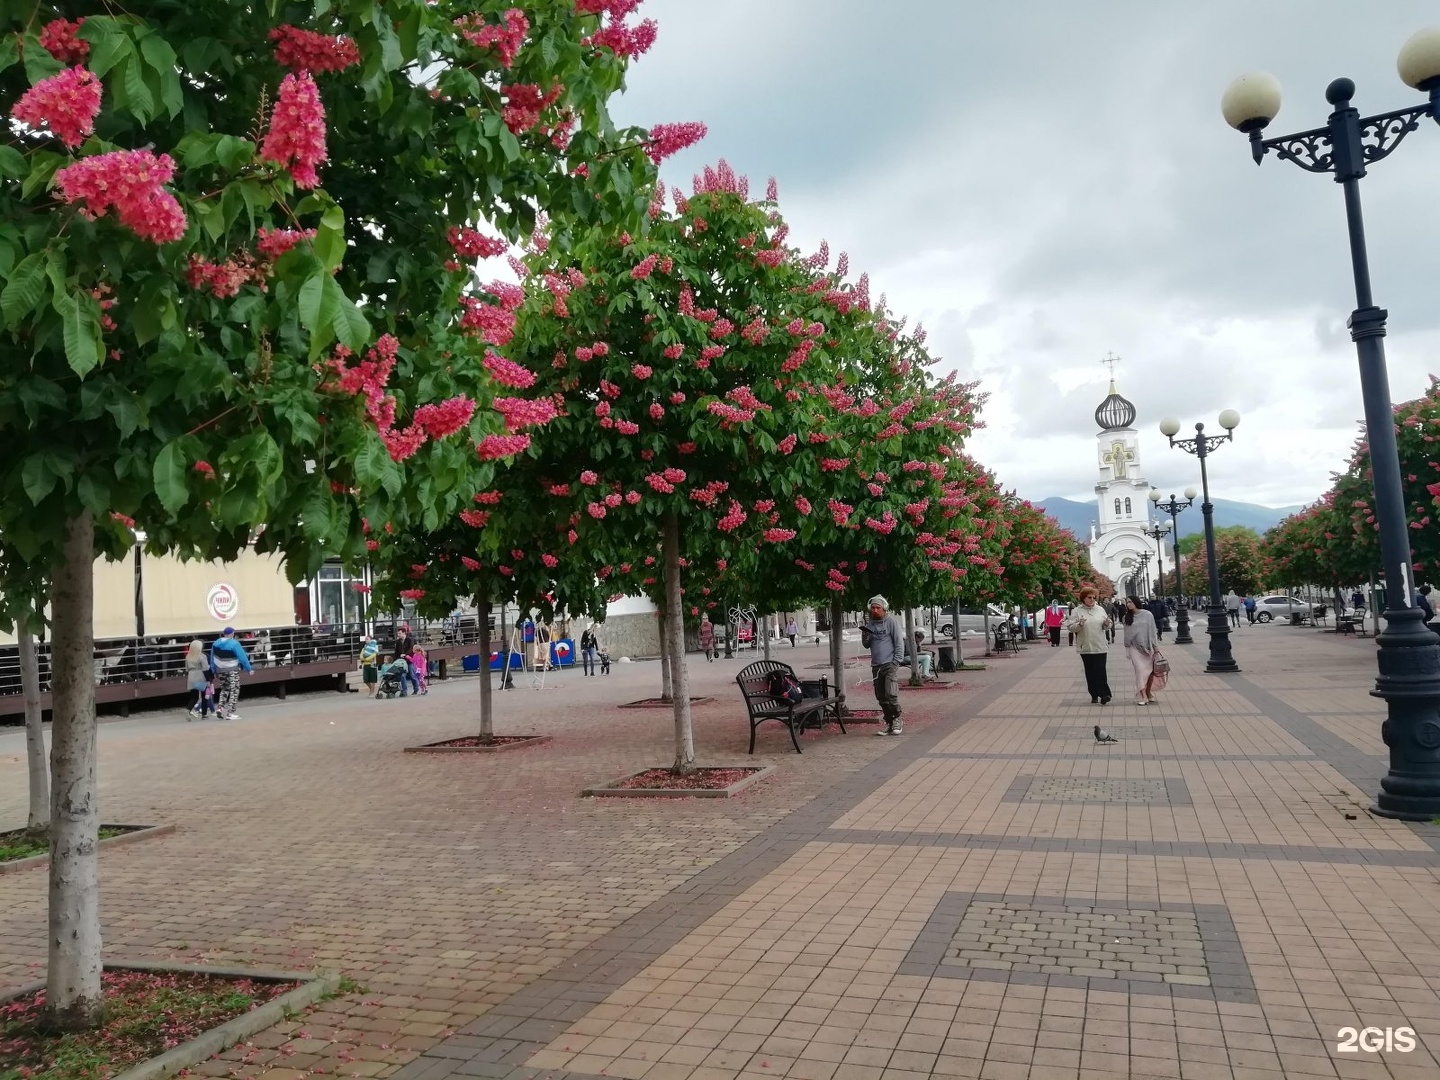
[609,0,1440,509]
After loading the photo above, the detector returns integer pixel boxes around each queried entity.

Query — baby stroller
[377,658,408,699]
[597,650,611,675]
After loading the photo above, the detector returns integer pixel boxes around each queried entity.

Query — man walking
[1225,590,1242,628]
[861,595,906,736]
[1244,595,1257,624]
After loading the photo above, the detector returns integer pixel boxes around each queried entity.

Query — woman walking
[1065,588,1112,704]
[1122,597,1159,705]
[184,639,208,718]
[1044,601,1064,646]
[698,614,716,662]
[580,626,600,676]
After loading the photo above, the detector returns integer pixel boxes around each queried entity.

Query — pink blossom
[484,350,536,388]
[270,26,360,72]
[585,17,658,58]
[776,433,798,455]
[587,501,608,519]
[256,227,315,260]
[646,122,707,163]
[39,18,88,64]
[820,458,850,472]
[604,492,622,508]
[649,402,665,420]
[625,490,642,505]
[631,363,653,379]
[193,460,215,476]
[448,227,507,259]
[461,556,482,570]
[541,553,559,568]
[501,82,562,135]
[630,253,659,280]
[615,420,639,435]
[663,344,685,360]
[717,500,747,532]
[261,71,328,189]
[455,8,529,68]
[413,396,477,439]
[575,346,594,361]
[381,424,426,461]
[476,433,532,459]
[55,150,187,243]
[12,66,101,149]
[460,299,516,345]
[493,396,559,431]
[763,528,796,543]
[460,510,490,527]
[795,496,811,515]
[594,401,611,418]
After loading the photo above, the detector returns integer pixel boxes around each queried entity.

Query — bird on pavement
[1094,725,1118,743]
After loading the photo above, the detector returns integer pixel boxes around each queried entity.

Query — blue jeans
[582,647,596,674]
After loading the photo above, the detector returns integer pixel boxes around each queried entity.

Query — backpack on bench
[768,670,804,705]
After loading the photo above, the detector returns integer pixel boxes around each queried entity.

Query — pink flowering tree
[506,165,902,772]
[0,0,685,1028]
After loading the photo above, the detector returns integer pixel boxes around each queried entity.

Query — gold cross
[1102,439,1134,479]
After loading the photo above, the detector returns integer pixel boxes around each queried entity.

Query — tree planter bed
[583,765,774,798]
[0,961,338,1080]
[901,681,969,691]
[0,824,174,875]
[617,696,714,709]
[404,735,552,753]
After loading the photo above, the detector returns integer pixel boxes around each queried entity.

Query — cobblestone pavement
[8,624,1440,1079]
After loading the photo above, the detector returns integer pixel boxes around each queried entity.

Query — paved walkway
[4,624,1440,1079]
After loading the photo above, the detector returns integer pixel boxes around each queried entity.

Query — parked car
[1254,595,1312,622]
[937,605,1010,638]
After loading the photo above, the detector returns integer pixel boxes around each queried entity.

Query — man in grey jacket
[860,595,906,735]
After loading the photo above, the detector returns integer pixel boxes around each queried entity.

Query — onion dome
[1095,381,1136,431]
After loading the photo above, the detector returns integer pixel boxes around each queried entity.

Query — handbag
[1152,649,1170,676]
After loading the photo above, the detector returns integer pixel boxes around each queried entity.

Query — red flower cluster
[483,350,535,388]
[270,26,360,72]
[456,8,528,68]
[717,499,747,532]
[12,66,101,149]
[493,396,559,431]
[448,226,508,260]
[55,150,187,243]
[584,16,657,58]
[414,396,476,439]
[261,72,328,188]
[631,363,653,379]
[501,82,562,134]
[186,253,264,297]
[39,18,88,63]
[256,226,316,260]
[477,433,532,460]
[662,343,685,359]
[646,122,707,164]
[460,298,517,345]
[399,589,426,600]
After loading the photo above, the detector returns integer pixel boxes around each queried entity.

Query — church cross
[1102,440,1134,479]
[1102,352,1120,390]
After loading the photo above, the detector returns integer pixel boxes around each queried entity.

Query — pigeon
[1094,725,1119,743]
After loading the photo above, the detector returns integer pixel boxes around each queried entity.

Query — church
[1087,375,1167,596]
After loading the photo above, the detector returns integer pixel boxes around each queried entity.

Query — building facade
[1087,380,1166,595]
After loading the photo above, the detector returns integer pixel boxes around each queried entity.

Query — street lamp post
[1143,521,1171,598]
[1159,413,1241,673]
[1150,488,1198,644]
[1134,552,1151,600]
[1221,29,1440,819]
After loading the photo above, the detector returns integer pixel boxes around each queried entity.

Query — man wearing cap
[860,595,906,735]
[209,627,253,720]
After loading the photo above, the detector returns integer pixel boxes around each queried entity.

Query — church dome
[1095,382,1137,431]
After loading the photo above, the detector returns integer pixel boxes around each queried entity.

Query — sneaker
[875,726,893,737]
[891,721,903,735]
[224,712,239,720]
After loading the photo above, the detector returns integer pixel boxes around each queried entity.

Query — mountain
[1035,497,1304,542]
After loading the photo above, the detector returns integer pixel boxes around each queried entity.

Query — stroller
[377,658,408,699]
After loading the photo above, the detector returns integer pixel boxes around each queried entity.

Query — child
[198,669,218,719]
[409,644,429,695]
[359,635,380,697]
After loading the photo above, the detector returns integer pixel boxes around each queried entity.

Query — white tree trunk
[761,614,771,661]
[904,606,920,686]
[46,512,104,1030]
[830,597,845,713]
[663,514,695,773]
[20,611,48,837]
[657,609,673,703]
[477,591,493,741]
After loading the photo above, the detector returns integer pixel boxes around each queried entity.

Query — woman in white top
[1122,596,1159,705]
[1064,587,1113,704]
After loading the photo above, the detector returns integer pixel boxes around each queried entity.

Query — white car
[1254,595,1312,622]
[937,605,1012,638]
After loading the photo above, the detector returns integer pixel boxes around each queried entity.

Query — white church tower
[1087,359,1164,595]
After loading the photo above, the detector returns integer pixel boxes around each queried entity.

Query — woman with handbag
[1121,596,1159,706]
[1064,587,1113,704]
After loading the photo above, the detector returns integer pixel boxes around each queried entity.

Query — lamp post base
[1174,605,1194,645]
[1204,606,1239,672]
[1370,606,1440,820]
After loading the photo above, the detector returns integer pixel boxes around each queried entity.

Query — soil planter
[618,696,715,709]
[583,765,774,798]
[405,735,553,754]
[0,823,174,876]
[0,961,338,1080]
[901,681,968,691]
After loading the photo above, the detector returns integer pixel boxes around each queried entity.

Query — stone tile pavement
[7,623,1440,1078]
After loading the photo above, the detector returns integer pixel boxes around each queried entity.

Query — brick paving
[7,624,1440,1078]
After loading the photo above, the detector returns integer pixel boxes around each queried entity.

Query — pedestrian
[911,630,935,681]
[1351,588,1365,614]
[391,623,417,696]
[409,643,429,694]
[1044,600,1064,646]
[1065,587,1113,705]
[359,635,380,697]
[860,595,906,735]
[1244,594,1257,624]
[580,625,600,675]
[184,639,208,718]
[209,627,253,720]
[1147,597,1167,642]
[786,617,798,647]
[1122,597,1159,706]
[1417,585,1436,636]
[1225,590,1241,627]
[698,614,715,662]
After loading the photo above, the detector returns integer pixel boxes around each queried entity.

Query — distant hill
[1035,497,1303,542]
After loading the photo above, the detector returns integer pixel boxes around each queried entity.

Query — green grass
[1,970,297,1080]
[0,828,128,864]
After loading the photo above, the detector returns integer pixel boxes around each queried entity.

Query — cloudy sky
[607,0,1440,509]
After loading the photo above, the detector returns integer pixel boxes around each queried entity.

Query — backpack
[767,670,803,705]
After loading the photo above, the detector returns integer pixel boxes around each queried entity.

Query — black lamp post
[1150,488,1198,644]
[1138,552,1153,600]
[1221,31,1440,819]
[1159,414,1241,673]
[1143,521,1170,600]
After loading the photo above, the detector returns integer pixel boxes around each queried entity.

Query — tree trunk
[663,514,695,773]
[657,609,673,703]
[477,589,493,742]
[903,606,920,686]
[20,611,49,838]
[761,613,771,661]
[45,512,104,1031]
[830,596,845,713]
[952,595,965,667]
[983,608,993,656]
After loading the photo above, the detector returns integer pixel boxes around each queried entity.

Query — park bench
[735,660,844,754]
[993,623,1021,654]
[1336,613,1360,636]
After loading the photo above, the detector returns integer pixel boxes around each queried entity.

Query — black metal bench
[736,660,844,754]
[993,623,1021,654]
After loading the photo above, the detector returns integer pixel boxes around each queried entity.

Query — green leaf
[22,36,63,84]
[21,152,63,200]
[20,455,55,506]
[0,146,25,180]
[118,55,155,122]
[216,135,254,172]
[332,293,369,352]
[105,392,141,439]
[82,20,132,78]
[1,253,47,328]
[0,34,19,76]
[297,267,336,334]
[153,441,189,513]
[174,132,220,169]
[61,290,103,377]
[313,205,345,269]
[77,473,111,516]
[138,31,177,74]
[301,485,334,541]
